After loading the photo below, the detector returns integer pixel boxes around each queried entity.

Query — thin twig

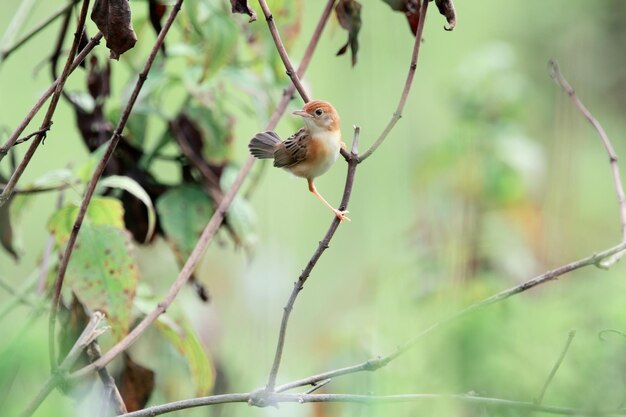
[19,312,107,417]
[0,0,91,206]
[536,330,576,405]
[359,0,429,162]
[0,0,78,61]
[257,0,311,103]
[48,0,185,374]
[275,240,626,392]
[68,0,336,381]
[118,391,626,417]
[0,31,102,165]
[549,60,626,268]
[86,342,128,415]
[265,127,360,391]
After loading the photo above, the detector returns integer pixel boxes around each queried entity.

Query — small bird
[248,100,349,221]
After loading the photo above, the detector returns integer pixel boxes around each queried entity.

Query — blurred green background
[2,0,626,416]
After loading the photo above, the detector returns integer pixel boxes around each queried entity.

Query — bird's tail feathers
[248,131,281,159]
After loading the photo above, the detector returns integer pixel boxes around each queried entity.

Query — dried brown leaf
[435,0,456,31]
[91,0,138,59]
[117,353,155,411]
[335,0,362,66]
[230,0,257,22]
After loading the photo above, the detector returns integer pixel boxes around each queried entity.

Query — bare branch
[48,0,185,374]
[68,1,336,380]
[549,60,626,268]
[118,391,625,417]
[276,240,626,391]
[0,0,79,62]
[536,330,576,405]
[359,0,429,162]
[86,342,128,415]
[0,0,92,205]
[257,0,310,103]
[266,127,360,391]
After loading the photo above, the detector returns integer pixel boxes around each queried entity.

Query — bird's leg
[307,179,350,222]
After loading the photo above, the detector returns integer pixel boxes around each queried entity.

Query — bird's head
[292,100,340,134]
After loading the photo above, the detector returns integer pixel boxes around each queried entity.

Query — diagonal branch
[265,127,360,391]
[0,0,92,205]
[257,0,310,103]
[549,60,626,268]
[67,0,337,380]
[275,239,626,392]
[48,0,185,373]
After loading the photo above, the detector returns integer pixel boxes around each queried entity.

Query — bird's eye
[314,108,323,116]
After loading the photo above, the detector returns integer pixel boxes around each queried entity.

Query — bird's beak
[292,110,313,118]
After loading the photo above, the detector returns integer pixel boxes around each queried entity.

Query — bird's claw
[334,209,351,222]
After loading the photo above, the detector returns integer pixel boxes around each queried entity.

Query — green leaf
[64,223,138,340]
[48,197,124,245]
[156,185,213,262]
[154,315,214,395]
[99,176,156,243]
[220,166,256,248]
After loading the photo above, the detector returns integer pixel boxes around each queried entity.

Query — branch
[86,342,128,415]
[67,0,336,381]
[359,0,429,162]
[0,0,91,205]
[48,0,185,373]
[118,391,625,417]
[0,31,102,166]
[257,0,310,103]
[0,0,79,62]
[19,312,108,417]
[266,127,360,391]
[536,330,576,405]
[549,60,626,268]
[276,240,626,392]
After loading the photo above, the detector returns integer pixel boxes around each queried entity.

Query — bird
[248,100,349,222]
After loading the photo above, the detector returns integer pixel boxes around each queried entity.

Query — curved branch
[359,0,429,162]
[266,127,360,391]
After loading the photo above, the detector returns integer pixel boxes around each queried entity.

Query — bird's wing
[273,128,311,168]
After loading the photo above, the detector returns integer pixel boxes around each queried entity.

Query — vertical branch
[48,0,185,372]
[265,127,360,392]
[535,330,576,405]
[548,60,626,267]
[68,0,336,380]
[0,0,91,204]
[359,0,429,162]
[257,0,310,103]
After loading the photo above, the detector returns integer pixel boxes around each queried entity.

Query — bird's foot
[334,209,351,222]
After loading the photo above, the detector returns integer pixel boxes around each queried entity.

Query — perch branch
[258,0,310,103]
[359,0,429,162]
[266,127,360,391]
[0,0,91,206]
[549,60,626,268]
[276,240,626,392]
[68,0,335,380]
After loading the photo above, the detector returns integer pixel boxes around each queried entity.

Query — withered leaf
[435,0,456,31]
[380,0,421,36]
[148,0,167,54]
[117,353,155,412]
[335,0,362,66]
[91,0,138,59]
[230,0,257,23]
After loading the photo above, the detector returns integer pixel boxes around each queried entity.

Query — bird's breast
[289,130,341,179]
